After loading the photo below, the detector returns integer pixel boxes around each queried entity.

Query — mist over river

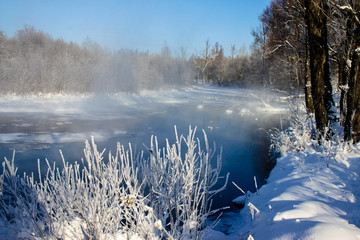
[0,86,291,211]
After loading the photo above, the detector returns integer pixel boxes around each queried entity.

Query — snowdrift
[208,112,360,240]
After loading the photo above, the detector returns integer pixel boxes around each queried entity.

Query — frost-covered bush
[35,139,158,239]
[269,103,358,168]
[270,104,316,156]
[144,126,228,239]
[0,126,227,239]
[0,153,50,239]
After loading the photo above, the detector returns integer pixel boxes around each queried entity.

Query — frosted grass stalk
[0,126,227,239]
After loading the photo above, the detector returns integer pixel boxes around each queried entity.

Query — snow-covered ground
[205,119,360,239]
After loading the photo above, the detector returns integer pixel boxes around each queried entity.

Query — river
[0,85,290,211]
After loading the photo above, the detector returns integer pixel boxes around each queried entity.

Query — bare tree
[192,39,218,83]
[251,0,308,90]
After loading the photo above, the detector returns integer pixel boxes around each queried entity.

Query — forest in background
[0,26,192,94]
[0,23,305,94]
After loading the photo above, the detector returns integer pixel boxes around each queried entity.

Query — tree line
[0,26,193,94]
[0,25,305,95]
[254,0,359,142]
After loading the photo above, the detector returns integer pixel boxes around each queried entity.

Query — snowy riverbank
[206,116,360,240]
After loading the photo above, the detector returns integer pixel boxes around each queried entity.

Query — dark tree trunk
[343,1,360,142]
[338,56,348,125]
[305,39,314,113]
[339,13,354,126]
[351,51,360,143]
[345,23,360,142]
[305,0,336,138]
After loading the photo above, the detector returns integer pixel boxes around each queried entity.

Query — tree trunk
[343,2,360,142]
[305,0,336,138]
[346,24,360,142]
[305,39,314,113]
[338,56,348,125]
[351,52,360,143]
[339,12,355,127]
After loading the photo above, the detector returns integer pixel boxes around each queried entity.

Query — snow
[207,137,360,240]
[0,131,112,144]
[0,86,290,118]
[347,59,352,68]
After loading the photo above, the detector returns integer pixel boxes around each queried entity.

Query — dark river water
[0,86,289,211]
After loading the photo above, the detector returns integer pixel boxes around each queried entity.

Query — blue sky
[0,0,271,56]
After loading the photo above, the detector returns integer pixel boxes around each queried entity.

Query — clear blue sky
[0,0,271,56]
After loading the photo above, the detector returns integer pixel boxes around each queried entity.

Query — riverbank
[205,118,360,240]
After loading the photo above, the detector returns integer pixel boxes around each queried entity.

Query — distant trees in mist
[0,26,193,94]
[192,40,254,87]
[0,25,303,94]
